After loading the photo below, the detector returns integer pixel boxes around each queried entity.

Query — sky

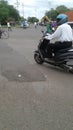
[7,0,73,19]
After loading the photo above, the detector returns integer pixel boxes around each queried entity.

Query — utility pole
[15,0,20,10]
[15,0,20,22]
[22,3,24,18]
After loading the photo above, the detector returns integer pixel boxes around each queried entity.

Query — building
[64,11,73,28]
[64,11,73,22]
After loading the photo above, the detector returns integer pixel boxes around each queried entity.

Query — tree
[8,5,20,21]
[44,5,71,21]
[45,9,58,21]
[0,0,8,5]
[56,5,70,13]
[27,17,39,23]
[0,0,20,24]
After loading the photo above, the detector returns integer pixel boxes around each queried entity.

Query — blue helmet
[56,14,68,25]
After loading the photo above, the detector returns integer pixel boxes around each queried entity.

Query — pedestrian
[7,21,12,31]
[34,22,37,28]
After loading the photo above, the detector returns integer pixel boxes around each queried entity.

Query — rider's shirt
[45,23,73,43]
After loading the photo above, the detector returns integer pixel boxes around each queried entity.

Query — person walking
[7,21,12,31]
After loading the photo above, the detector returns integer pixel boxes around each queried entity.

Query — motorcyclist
[44,14,73,58]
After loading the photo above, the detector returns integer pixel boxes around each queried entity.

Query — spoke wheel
[1,31,9,39]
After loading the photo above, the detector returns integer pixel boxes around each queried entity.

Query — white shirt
[7,22,10,27]
[45,23,73,43]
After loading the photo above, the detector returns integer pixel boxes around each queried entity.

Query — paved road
[0,25,73,130]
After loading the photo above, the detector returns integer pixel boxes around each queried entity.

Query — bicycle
[0,29,9,39]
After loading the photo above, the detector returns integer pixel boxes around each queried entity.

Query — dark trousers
[40,39,49,56]
[47,41,72,57]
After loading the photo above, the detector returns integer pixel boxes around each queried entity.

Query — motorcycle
[34,32,73,73]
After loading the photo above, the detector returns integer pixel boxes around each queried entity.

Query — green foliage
[0,7,9,24]
[27,17,39,23]
[45,5,71,21]
[19,16,26,21]
[0,0,8,5]
[56,5,70,13]
[45,9,58,21]
[8,5,20,21]
[0,0,20,24]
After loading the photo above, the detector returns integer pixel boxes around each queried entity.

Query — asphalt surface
[0,25,73,130]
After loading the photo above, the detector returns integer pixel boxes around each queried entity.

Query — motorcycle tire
[34,52,44,64]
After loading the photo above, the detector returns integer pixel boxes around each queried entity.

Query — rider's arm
[45,26,62,40]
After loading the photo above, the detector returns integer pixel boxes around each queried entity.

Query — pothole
[1,65,46,82]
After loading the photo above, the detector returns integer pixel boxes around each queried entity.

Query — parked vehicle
[34,32,73,73]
